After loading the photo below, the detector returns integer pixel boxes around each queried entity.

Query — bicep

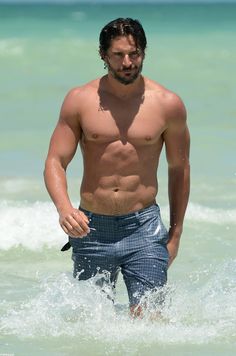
[46,90,82,169]
[164,126,190,168]
[47,122,80,168]
[163,102,190,168]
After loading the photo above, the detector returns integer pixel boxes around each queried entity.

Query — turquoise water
[0,3,236,355]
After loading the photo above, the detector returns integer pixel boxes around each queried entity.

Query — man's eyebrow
[111,49,139,54]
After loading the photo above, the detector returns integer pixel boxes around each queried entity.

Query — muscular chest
[80,96,166,145]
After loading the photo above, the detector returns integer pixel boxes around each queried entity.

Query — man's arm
[162,94,190,266]
[44,88,90,238]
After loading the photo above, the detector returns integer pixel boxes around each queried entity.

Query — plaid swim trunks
[69,203,169,306]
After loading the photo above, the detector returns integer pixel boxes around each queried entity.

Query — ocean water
[0,2,236,355]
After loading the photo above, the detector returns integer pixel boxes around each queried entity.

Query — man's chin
[107,61,143,86]
[118,78,136,86]
[113,73,140,85]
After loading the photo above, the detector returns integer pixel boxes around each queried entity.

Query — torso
[76,76,169,215]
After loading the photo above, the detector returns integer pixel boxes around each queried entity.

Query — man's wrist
[169,224,183,240]
[56,202,74,215]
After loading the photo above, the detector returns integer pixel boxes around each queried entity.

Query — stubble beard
[106,61,143,86]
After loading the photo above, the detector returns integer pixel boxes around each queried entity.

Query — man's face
[104,35,144,85]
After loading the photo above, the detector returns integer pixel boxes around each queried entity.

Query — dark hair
[99,18,147,58]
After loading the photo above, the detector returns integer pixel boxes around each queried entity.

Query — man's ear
[99,49,106,61]
[99,50,108,69]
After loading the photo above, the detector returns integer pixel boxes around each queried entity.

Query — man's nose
[122,54,132,67]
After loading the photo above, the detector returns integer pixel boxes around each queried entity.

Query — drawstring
[61,241,71,251]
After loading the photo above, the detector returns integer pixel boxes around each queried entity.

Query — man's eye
[129,52,139,59]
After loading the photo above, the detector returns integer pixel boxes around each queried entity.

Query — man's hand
[59,207,90,238]
[167,238,180,267]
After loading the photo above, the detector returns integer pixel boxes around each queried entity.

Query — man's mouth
[122,68,135,75]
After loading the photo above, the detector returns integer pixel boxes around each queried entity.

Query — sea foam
[0,200,236,251]
[0,200,64,250]
[0,260,235,347]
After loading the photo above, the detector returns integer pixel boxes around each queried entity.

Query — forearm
[168,162,190,239]
[44,158,73,214]
[44,158,90,237]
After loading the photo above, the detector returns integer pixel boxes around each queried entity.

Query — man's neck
[105,73,144,99]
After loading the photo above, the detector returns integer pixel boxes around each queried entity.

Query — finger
[69,230,85,238]
[80,211,89,224]
[70,213,90,233]
[63,220,74,233]
[62,222,86,238]
[72,210,89,225]
[71,225,88,237]
[60,223,82,237]
[61,224,69,235]
[78,219,90,233]
[168,256,174,268]
[67,215,89,234]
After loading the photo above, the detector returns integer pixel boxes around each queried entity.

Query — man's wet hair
[99,18,147,59]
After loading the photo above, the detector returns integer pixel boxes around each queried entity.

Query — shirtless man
[44,18,190,316]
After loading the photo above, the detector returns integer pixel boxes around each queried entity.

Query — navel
[145,136,152,142]
[92,133,98,139]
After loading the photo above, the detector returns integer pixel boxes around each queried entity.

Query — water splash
[1,260,235,350]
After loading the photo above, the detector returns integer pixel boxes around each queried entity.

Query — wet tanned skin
[44,35,190,270]
[79,76,165,215]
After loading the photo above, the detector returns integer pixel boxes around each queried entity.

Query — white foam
[0,200,65,250]
[162,202,236,225]
[0,200,235,250]
[0,260,235,348]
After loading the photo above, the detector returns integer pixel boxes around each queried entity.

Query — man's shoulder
[145,77,183,106]
[59,79,101,120]
[145,77,187,124]
[65,78,100,99]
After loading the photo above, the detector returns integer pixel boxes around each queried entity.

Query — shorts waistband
[79,203,159,219]
[61,203,161,252]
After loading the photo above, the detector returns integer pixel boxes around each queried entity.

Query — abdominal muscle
[81,176,158,215]
[79,140,161,215]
